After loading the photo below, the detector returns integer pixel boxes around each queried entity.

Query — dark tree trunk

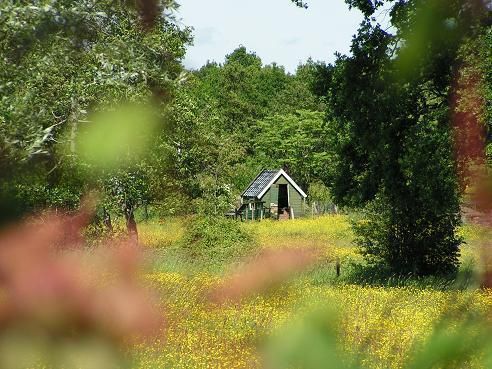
[124,205,138,244]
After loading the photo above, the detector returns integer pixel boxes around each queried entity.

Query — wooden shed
[237,169,307,220]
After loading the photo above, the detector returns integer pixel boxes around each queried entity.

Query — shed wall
[288,186,304,218]
[258,175,305,218]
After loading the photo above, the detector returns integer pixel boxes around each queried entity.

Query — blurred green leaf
[265,304,356,369]
[76,103,160,170]
[407,320,491,369]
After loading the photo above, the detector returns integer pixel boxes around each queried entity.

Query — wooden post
[336,258,341,277]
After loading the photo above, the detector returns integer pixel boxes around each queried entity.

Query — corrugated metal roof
[242,169,279,198]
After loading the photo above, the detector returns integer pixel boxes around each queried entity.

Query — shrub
[352,190,462,276]
[179,216,256,266]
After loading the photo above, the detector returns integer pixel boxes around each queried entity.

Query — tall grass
[242,215,353,246]
[138,217,185,248]
[132,214,490,368]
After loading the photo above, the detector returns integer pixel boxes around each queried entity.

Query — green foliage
[156,46,325,213]
[349,117,462,275]
[0,0,191,223]
[76,104,160,170]
[352,197,461,276]
[266,306,354,369]
[178,216,255,266]
[308,181,332,203]
[295,59,333,100]
[159,85,245,214]
[192,46,323,135]
[308,181,334,215]
[255,110,331,189]
[324,0,486,275]
[344,0,384,17]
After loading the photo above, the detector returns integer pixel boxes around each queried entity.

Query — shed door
[278,184,288,210]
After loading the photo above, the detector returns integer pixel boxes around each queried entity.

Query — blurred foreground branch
[0,197,163,369]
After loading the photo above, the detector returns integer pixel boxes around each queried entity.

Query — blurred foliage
[76,104,160,170]
[0,206,163,369]
[265,305,356,369]
[454,25,492,172]
[265,300,492,369]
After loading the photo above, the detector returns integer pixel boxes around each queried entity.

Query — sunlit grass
[242,215,352,245]
[136,271,492,369]
[133,215,489,368]
[138,217,185,248]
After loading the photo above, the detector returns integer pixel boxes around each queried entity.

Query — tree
[290,0,308,8]
[326,0,491,275]
[158,81,246,215]
[308,181,334,215]
[296,59,333,100]
[255,110,331,190]
[180,46,326,211]
[0,1,191,228]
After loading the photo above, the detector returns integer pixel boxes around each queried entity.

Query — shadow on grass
[304,258,479,291]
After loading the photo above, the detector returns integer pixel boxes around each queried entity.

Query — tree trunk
[69,98,79,154]
[103,208,113,233]
[125,205,138,245]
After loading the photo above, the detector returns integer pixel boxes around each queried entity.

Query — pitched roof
[242,170,279,198]
[242,169,307,199]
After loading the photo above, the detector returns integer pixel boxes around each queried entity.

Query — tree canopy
[324,0,492,275]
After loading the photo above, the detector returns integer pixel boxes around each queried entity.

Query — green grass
[138,215,483,285]
[138,217,185,249]
[133,214,492,368]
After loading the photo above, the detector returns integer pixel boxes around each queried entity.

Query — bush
[352,190,461,276]
[179,216,256,266]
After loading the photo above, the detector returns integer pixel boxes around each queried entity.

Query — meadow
[133,215,491,369]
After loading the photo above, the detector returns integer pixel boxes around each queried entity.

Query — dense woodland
[1,0,492,276]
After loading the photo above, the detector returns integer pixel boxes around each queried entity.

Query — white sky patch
[177,0,365,73]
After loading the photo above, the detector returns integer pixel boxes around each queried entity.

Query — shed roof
[242,170,278,198]
[241,169,307,199]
